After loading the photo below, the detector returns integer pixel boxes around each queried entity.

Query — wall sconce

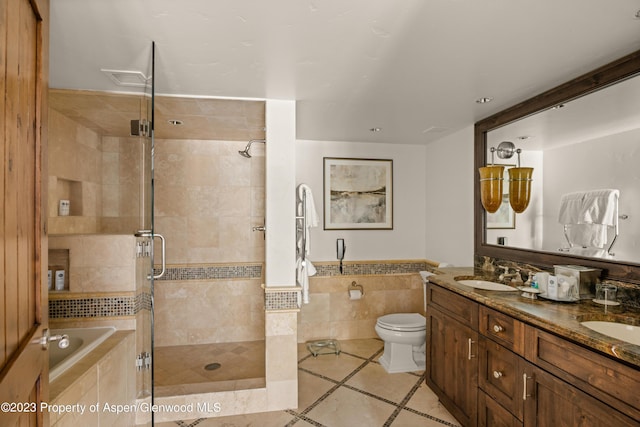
[480,141,533,214]
[479,163,505,213]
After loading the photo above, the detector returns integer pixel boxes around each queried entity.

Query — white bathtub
[49,327,116,381]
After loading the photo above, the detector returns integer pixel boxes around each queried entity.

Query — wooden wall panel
[0,0,7,368]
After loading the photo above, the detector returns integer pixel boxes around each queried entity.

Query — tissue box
[554,265,601,299]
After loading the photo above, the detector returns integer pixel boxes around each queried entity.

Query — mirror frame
[475,49,640,284]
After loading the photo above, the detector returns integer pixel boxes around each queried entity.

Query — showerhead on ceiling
[238,139,266,158]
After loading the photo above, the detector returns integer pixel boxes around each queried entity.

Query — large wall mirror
[475,49,640,284]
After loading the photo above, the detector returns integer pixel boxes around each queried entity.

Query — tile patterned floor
[156,338,461,427]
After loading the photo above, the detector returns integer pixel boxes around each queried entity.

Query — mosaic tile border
[154,261,430,282]
[50,295,134,319]
[264,290,300,311]
[49,292,151,319]
[154,264,262,281]
[313,261,429,277]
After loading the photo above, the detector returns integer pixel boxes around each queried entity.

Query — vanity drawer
[426,283,478,329]
[525,326,640,420]
[478,390,522,427]
[478,336,524,420]
[479,306,525,355]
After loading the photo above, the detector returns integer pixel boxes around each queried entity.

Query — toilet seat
[376,313,426,332]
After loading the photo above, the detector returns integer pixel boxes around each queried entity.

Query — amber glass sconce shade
[508,167,533,213]
[479,165,505,213]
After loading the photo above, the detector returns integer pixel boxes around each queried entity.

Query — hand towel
[296,257,317,305]
[297,184,320,256]
[558,191,586,224]
[580,189,619,226]
[566,223,608,248]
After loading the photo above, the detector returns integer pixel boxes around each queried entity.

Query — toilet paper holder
[348,281,364,296]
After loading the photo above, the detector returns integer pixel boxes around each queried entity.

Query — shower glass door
[136,41,156,417]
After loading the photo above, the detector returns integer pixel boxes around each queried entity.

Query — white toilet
[375,271,432,373]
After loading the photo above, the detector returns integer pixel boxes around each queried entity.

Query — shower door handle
[153,233,166,279]
[135,230,166,279]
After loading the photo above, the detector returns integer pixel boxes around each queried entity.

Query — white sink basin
[580,321,640,346]
[457,280,518,292]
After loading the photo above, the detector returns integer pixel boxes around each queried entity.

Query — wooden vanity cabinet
[426,284,479,427]
[427,282,640,427]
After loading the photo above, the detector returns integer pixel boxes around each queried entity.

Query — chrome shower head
[238,139,265,158]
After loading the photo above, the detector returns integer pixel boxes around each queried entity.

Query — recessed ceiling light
[475,97,493,104]
[369,127,382,132]
[168,119,183,126]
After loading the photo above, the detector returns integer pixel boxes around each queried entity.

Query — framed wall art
[323,157,393,230]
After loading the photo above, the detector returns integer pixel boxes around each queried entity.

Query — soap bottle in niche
[58,199,70,216]
[54,269,65,291]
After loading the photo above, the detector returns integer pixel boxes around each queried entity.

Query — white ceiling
[49,0,640,145]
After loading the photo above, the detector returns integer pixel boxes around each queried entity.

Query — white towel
[296,257,316,305]
[558,189,619,226]
[580,189,619,226]
[297,184,320,256]
[558,192,586,224]
[566,223,608,248]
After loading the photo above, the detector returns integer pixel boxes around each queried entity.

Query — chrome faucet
[497,266,521,284]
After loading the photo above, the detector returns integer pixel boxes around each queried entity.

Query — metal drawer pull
[493,370,503,379]
[523,373,532,400]
[468,338,476,360]
[493,324,504,333]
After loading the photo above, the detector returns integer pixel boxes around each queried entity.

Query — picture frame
[323,157,393,230]
[486,165,516,229]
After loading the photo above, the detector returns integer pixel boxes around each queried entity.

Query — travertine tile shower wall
[153,138,266,346]
[48,108,102,234]
[153,139,265,264]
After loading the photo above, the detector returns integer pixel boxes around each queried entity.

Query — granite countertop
[429,267,640,370]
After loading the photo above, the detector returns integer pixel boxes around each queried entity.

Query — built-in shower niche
[48,248,70,292]
[48,177,91,234]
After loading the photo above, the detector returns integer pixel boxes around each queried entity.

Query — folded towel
[297,184,320,256]
[580,189,619,226]
[558,192,586,224]
[566,246,612,259]
[297,184,319,227]
[296,257,317,305]
[566,223,608,248]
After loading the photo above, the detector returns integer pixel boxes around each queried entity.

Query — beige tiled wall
[48,235,136,293]
[48,108,103,234]
[48,108,145,235]
[298,273,425,342]
[154,277,264,346]
[153,139,265,264]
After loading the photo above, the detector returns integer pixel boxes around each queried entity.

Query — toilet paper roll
[349,289,362,300]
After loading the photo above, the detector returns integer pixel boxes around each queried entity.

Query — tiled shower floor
[156,338,460,427]
[154,340,266,396]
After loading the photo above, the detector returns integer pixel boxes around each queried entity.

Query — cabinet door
[427,307,478,427]
[478,391,522,427]
[523,364,640,427]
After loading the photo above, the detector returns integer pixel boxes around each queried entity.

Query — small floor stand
[306,339,341,357]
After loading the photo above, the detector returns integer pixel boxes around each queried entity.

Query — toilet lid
[377,313,426,332]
